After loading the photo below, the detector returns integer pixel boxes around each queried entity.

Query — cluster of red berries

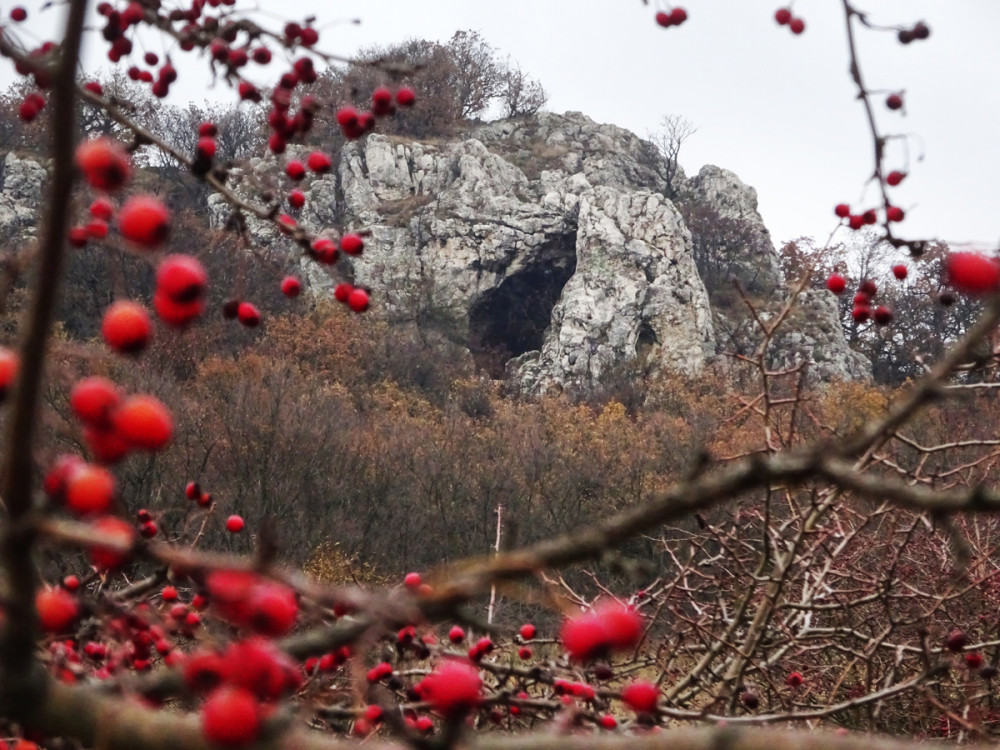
[333,283,371,314]
[17,91,45,122]
[654,7,688,27]
[204,569,298,637]
[336,85,416,141]
[774,8,806,34]
[825,274,896,326]
[898,21,931,45]
[834,202,905,231]
[185,480,214,508]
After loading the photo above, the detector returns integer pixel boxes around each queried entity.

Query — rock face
[210,111,870,391]
[0,152,47,240]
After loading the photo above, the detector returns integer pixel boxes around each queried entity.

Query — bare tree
[648,113,697,198]
[500,62,547,118]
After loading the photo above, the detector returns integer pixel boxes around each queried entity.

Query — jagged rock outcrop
[208,111,870,391]
[0,152,46,240]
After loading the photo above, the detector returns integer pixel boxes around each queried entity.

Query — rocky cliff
[212,111,868,393]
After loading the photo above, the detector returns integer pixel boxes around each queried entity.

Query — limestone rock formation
[0,152,46,240]
[209,111,870,391]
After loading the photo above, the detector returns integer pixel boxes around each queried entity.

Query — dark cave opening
[468,234,577,378]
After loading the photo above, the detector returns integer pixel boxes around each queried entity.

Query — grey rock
[0,152,46,240]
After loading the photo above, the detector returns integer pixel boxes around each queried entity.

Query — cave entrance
[468,233,577,377]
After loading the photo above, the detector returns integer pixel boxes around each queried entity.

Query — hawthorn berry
[834,203,851,219]
[669,7,688,25]
[201,686,262,748]
[599,715,618,729]
[518,646,532,659]
[141,521,158,538]
[333,283,353,304]
[347,288,370,313]
[774,8,791,25]
[280,276,302,298]
[422,661,482,718]
[622,680,659,714]
[185,481,201,500]
[825,274,847,295]
[520,623,537,640]
[63,575,80,592]
[886,206,905,223]
[0,346,18,403]
[288,189,306,209]
[88,515,136,571]
[306,151,332,174]
[886,93,903,110]
[741,689,760,709]
[945,252,1000,296]
[157,255,207,303]
[75,138,131,192]
[117,195,171,249]
[236,302,261,328]
[340,233,364,256]
[372,86,393,117]
[946,629,968,652]
[36,588,79,633]
[154,291,203,328]
[64,463,117,516]
[848,215,864,230]
[86,219,109,239]
[225,515,245,533]
[90,197,114,220]
[789,17,805,34]
[101,300,152,354]
[561,601,642,661]
[654,11,671,27]
[10,7,28,22]
[862,209,878,225]
[785,671,804,687]
[161,586,178,602]
[851,306,871,324]
[68,227,89,247]
[873,305,893,325]
[966,652,984,669]
[396,87,416,107]
[448,625,465,643]
[887,171,906,186]
[112,394,173,451]
[404,572,421,589]
[892,264,908,280]
[285,160,306,181]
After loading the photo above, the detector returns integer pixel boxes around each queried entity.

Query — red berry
[185,481,201,500]
[89,515,136,571]
[561,602,642,661]
[154,291,203,328]
[622,680,659,713]
[157,255,207,303]
[859,279,877,297]
[306,151,331,174]
[517,646,532,659]
[311,237,339,265]
[89,197,114,220]
[785,671,804,687]
[422,661,482,717]
[70,376,121,427]
[887,170,906,186]
[101,300,152,354]
[68,227,89,247]
[892,264,908,280]
[285,160,306,181]
[11,7,27,22]
[825,274,847,294]
[340,233,364,256]
[599,715,618,729]
[236,302,261,328]
[741,689,760,709]
[789,17,805,34]
[75,138,131,192]
[372,86,393,117]
[774,8,792,25]
[520,623,536,640]
[396,87,416,107]
[112,394,173,451]
[117,195,170,249]
[848,215,864,230]
[886,206,905,222]
[946,629,968,652]
[404,572,421,589]
[347,288,370,313]
[252,47,271,65]
[84,425,130,464]
[654,11,671,27]
[36,588,79,633]
[64,463,116,516]
[862,209,878,225]
[288,189,306,209]
[161,586,178,602]
[851,306,871,324]
[945,252,1000,296]
[280,276,302,298]
[201,686,261,748]
[886,93,903,110]
[247,582,298,636]
[448,626,465,643]
[669,7,688,25]
[63,575,80,592]
[873,305,893,325]
[333,284,353,304]
[140,520,158,538]
[225,515,245,533]
[966,652,984,669]
[196,136,217,160]
[834,203,851,218]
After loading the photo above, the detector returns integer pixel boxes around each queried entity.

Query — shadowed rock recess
[200,111,871,393]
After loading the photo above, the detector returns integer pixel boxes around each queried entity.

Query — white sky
[11,1,1000,250]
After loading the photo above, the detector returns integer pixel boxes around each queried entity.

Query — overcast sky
[14,1,1000,251]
